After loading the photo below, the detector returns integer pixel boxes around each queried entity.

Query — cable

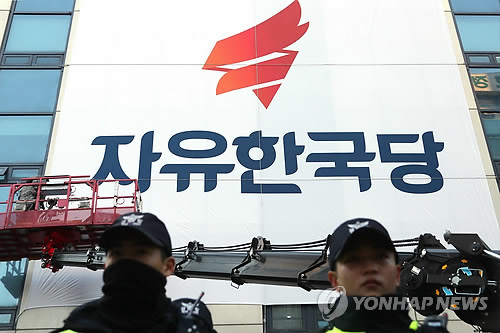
[173,236,421,253]
[272,239,327,247]
[204,243,251,250]
[394,242,419,248]
[393,237,420,243]
[272,244,326,250]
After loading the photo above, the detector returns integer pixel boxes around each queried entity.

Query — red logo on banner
[203,0,309,109]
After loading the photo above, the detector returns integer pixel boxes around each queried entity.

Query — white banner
[22,0,500,309]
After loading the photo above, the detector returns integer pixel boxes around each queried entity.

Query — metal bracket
[174,241,204,279]
[86,246,103,271]
[444,231,491,258]
[297,235,330,291]
[230,236,271,286]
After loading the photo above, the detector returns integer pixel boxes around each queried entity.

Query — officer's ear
[328,271,339,288]
[162,256,175,277]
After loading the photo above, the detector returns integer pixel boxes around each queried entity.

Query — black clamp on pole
[86,246,104,271]
[175,241,204,279]
[297,235,330,292]
[444,231,500,263]
[230,236,271,288]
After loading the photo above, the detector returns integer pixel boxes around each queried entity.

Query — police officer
[323,217,420,333]
[53,212,215,333]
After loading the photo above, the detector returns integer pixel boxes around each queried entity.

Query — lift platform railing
[0,176,141,266]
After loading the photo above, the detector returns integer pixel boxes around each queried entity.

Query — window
[468,55,493,64]
[451,1,500,179]
[0,168,7,181]
[470,68,500,112]
[0,184,9,212]
[271,305,303,331]
[455,16,500,52]
[0,70,62,113]
[0,167,43,184]
[265,304,329,333]
[450,0,500,14]
[15,0,75,13]
[0,0,74,329]
[5,15,71,53]
[1,0,75,67]
[0,260,28,328]
[10,168,40,179]
[0,116,52,164]
[481,113,500,160]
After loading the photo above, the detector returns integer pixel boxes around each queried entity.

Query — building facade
[1,0,500,332]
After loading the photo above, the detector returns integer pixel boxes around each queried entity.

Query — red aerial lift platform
[0,175,141,271]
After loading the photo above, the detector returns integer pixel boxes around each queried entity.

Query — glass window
[15,0,75,12]
[0,313,12,324]
[11,168,40,179]
[34,55,63,66]
[5,15,71,53]
[470,69,500,111]
[2,55,32,65]
[455,16,500,52]
[0,116,52,164]
[0,70,61,113]
[469,55,492,64]
[0,260,27,307]
[481,113,500,160]
[0,186,9,200]
[271,305,304,330]
[0,186,10,212]
[451,0,500,13]
[266,304,326,333]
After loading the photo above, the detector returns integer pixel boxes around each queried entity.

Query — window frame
[450,0,500,15]
[0,307,17,328]
[466,53,500,67]
[0,1,73,330]
[450,0,500,181]
[0,1,74,68]
[453,14,500,53]
[0,68,63,114]
[0,165,44,184]
[14,0,75,13]
[0,259,29,330]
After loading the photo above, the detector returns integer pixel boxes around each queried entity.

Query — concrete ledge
[0,11,9,40]
[214,324,263,333]
[208,304,262,325]
[444,11,465,65]
[0,0,11,11]
[16,306,76,330]
[16,304,264,331]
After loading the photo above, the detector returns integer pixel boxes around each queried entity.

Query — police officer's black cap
[99,212,172,256]
[328,218,397,270]
[172,298,214,332]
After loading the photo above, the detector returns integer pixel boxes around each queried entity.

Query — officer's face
[328,239,400,296]
[105,236,175,277]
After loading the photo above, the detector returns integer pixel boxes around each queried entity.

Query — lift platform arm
[49,231,500,331]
